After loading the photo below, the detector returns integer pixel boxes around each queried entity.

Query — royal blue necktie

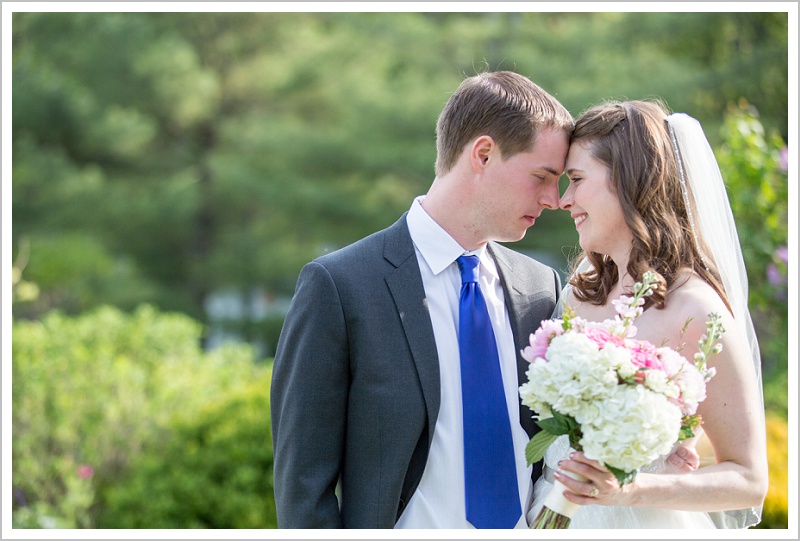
[456,255,521,529]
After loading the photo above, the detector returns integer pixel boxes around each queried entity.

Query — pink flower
[767,263,784,286]
[625,339,664,371]
[521,319,564,362]
[612,295,644,320]
[775,246,788,265]
[584,326,624,348]
[77,465,94,479]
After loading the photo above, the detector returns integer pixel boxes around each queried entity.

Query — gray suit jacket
[270,213,561,528]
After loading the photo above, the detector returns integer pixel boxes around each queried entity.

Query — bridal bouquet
[519,272,722,529]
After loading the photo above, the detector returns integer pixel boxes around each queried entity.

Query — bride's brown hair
[568,99,729,311]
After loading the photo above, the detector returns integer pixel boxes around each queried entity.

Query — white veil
[666,112,765,529]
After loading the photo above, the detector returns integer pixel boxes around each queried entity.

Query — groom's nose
[539,182,559,210]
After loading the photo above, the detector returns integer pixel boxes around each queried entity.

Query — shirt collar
[407,196,499,280]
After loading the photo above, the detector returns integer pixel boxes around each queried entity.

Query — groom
[270,70,695,529]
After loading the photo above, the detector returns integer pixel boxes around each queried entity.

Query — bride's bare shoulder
[665,273,729,322]
[655,274,733,344]
[634,273,731,350]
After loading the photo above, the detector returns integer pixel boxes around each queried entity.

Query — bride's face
[560,140,632,258]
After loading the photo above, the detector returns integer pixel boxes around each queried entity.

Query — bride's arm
[555,297,768,512]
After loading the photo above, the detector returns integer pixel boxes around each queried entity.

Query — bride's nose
[559,186,574,210]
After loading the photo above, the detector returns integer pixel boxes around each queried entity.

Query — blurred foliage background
[9,11,791,530]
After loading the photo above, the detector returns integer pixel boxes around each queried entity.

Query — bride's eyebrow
[565,167,583,176]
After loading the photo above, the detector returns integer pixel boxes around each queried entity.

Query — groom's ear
[470,135,495,172]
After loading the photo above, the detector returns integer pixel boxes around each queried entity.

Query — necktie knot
[456,255,480,284]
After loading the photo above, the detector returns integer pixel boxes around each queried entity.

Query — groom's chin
[498,231,527,244]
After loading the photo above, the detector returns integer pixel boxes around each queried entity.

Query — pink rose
[626,339,664,371]
[77,465,94,479]
[584,326,623,349]
[521,319,564,362]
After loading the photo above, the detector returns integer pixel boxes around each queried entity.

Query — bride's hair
[568,99,729,311]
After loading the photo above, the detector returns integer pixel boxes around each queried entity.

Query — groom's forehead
[531,129,569,168]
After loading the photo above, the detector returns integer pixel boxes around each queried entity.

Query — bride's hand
[665,444,700,473]
[553,450,628,506]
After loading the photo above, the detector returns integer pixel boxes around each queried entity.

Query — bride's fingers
[551,469,591,494]
[557,455,605,481]
[556,458,622,501]
[552,471,601,504]
[554,471,622,507]
[568,450,610,472]
[666,445,700,472]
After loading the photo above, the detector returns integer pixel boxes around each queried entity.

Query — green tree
[12,12,789,348]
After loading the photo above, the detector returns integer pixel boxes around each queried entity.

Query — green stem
[530,506,572,529]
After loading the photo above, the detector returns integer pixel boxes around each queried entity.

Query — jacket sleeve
[270,261,348,528]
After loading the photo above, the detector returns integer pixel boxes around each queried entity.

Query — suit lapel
[488,244,529,382]
[383,215,441,443]
[488,243,539,437]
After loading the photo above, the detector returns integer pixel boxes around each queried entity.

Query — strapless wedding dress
[529,435,717,529]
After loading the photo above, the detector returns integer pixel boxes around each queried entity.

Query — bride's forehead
[566,143,603,173]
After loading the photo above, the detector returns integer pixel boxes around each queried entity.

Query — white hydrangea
[519,364,553,419]
[520,333,619,419]
[572,399,604,426]
[579,384,682,473]
[598,343,634,377]
[643,369,680,399]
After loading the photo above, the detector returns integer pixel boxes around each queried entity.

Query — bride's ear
[470,135,495,173]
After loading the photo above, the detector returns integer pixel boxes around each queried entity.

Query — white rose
[658,347,690,378]
[674,364,707,416]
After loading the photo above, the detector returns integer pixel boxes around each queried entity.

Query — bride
[529,100,768,528]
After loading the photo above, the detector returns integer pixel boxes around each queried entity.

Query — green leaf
[679,425,696,441]
[608,465,638,486]
[525,431,560,466]
[536,409,577,435]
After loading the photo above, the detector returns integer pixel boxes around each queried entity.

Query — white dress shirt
[395,197,533,529]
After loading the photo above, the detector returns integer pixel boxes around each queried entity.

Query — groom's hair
[567,99,729,312]
[434,70,574,177]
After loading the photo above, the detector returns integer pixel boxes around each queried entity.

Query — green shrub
[98,372,275,528]
[12,304,274,528]
[717,101,789,384]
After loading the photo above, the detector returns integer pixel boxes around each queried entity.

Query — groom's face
[478,128,569,243]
